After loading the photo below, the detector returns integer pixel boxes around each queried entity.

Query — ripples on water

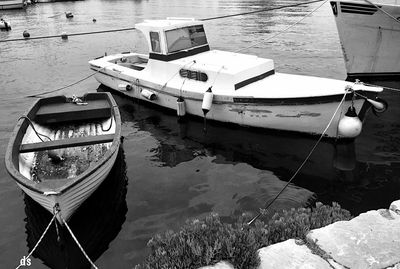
[1,0,399,268]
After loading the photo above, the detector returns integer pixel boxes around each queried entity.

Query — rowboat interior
[16,95,117,189]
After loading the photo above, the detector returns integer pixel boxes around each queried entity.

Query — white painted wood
[332,0,400,75]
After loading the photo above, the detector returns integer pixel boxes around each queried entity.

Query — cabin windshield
[165,25,208,53]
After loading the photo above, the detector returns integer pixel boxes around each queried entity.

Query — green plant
[134,202,352,269]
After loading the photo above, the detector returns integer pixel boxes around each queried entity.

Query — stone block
[199,261,234,269]
[307,209,400,269]
[389,200,400,214]
[258,239,332,269]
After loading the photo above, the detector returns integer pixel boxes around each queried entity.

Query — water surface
[1,0,399,268]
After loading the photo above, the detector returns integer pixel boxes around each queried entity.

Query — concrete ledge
[199,261,234,269]
[389,200,400,214]
[307,206,400,268]
[258,239,332,269]
[199,200,400,269]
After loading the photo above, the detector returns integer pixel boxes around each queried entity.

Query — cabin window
[179,69,208,82]
[166,25,208,53]
[150,31,161,53]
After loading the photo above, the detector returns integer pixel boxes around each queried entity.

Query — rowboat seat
[34,99,111,124]
[20,134,115,153]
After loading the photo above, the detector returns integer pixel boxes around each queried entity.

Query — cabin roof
[135,18,201,32]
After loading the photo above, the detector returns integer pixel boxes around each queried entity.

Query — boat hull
[331,0,400,79]
[17,148,118,223]
[93,71,370,138]
[0,0,25,9]
[5,93,122,225]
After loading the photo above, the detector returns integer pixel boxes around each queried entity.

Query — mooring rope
[0,27,137,43]
[26,72,98,98]
[247,90,349,225]
[235,0,329,53]
[15,214,57,269]
[200,0,325,21]
[26,64,113,98]
[364,0,400,25]
[60,215,99,269]
[364,82,400,93]
[0,1,323,43]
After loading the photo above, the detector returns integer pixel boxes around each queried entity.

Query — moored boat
[330,0,400,80]
[0,0,26,9]
[89,18,386,139]
[5,92,121,225]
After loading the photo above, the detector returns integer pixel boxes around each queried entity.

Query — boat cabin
[92,18,276,93]
[135,18,210,62]
[132,18,275,92]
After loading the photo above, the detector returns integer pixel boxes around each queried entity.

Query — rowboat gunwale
[4,92,122,195]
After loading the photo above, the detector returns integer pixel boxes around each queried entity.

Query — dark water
[1,0,400,268]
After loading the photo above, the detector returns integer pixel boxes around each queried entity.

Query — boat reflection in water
[23,146,128,269]
[101,85,366,219]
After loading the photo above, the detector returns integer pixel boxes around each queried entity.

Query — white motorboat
[330,0,400,79]
[0,0,25,9]
[5,92,122,225]
[89,18,386,139]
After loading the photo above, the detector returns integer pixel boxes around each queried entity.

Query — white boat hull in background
[331,0,400,79]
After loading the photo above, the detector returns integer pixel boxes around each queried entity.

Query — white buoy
[177,97,186,117]
[201,87,213,115]
[338,106,363,138]
[368,97,388,115]
[141,89,156,100]
[118,84,127,90]
[118,84,133,91]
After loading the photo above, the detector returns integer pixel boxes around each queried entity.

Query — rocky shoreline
[202,200,400,269]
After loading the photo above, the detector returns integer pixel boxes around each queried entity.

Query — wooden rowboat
[5,92,121,224]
